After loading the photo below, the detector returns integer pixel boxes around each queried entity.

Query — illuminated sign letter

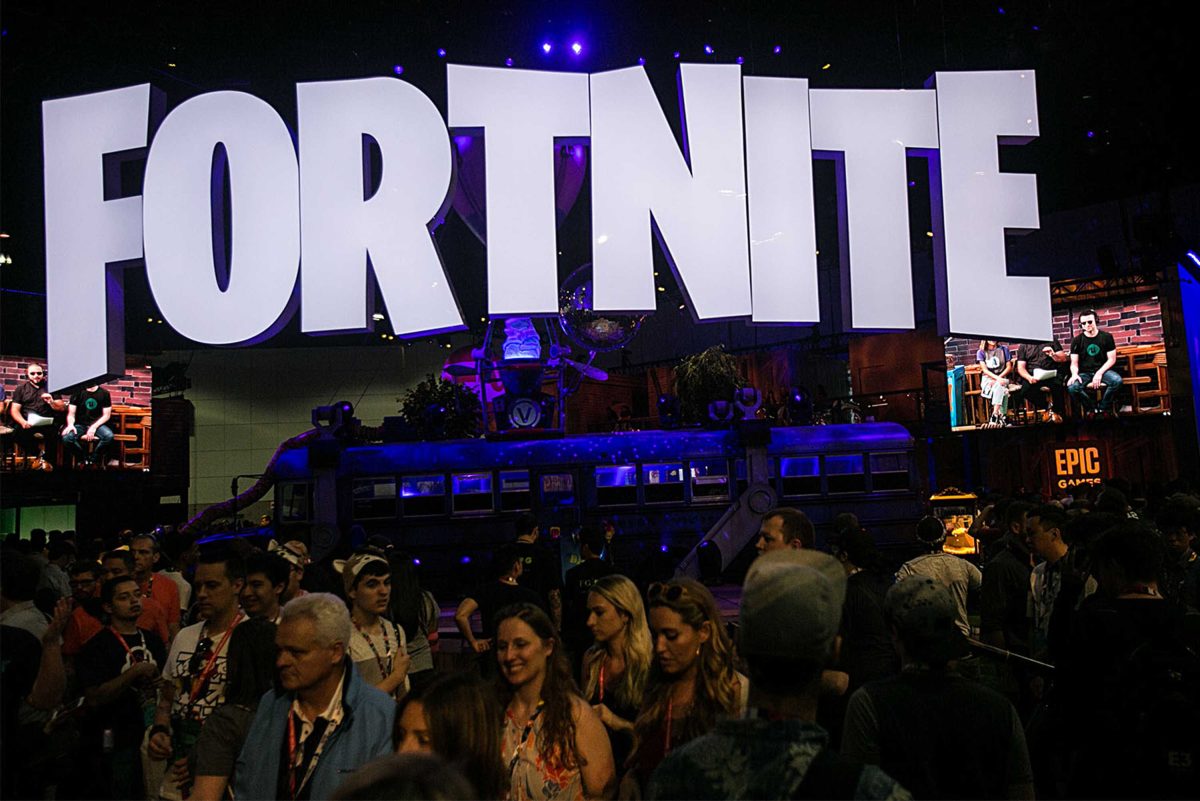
[933,71,1049,340]
[590,65,751,319]
[809,89,939,330]
[743,76,819,324]
[43,84,155,392]
[297,78,463,336]
[447,66,590,316]
[143,91,300,345]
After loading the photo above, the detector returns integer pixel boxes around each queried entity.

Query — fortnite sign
[42,65,1050,391]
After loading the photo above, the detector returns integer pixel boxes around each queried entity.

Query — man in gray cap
[648,550,909,800]
[841,576,1033,800]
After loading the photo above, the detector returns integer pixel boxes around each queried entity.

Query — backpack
[1113,611,1200,798]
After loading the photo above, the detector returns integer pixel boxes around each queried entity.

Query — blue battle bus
[270,422,922,595]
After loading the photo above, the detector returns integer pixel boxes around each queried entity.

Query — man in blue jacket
[233,593,395,801]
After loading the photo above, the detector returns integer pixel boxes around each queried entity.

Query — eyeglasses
[28,371,44,376]
[647,582,685,602]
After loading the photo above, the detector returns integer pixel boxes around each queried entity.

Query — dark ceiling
[1,0,1193,358]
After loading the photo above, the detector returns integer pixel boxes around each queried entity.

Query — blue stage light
[437,48,446,58]
[542,42,552,54]
[703,44,714,55]
[571,41,583,55]
[393,65,404,75]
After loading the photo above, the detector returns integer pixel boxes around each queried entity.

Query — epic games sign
[42,65,1050,391]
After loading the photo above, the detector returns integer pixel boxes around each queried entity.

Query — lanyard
[109,627,141,659]
[598,663,605,703]
[508,701,545,773]
[353,619,394,679]
[188,613,242,705]
[664,697,673,755]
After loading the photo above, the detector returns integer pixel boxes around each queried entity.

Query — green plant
[673,345,744,423]
[399,376,482,440]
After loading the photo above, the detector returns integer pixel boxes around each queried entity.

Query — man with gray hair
[233,593,396,801]
[649,550,909,800]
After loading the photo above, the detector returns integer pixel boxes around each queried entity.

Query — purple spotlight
[542,41,552,54]
[437,48,446,58]
[392,64,404,76]
[673,51,680,59]
[638,56,645,65]
[413,558,421,566]
[571,41,582,55]
[773,45,782,54]
[735,56,744,64]
[505,57,514,67]
[1031,25,1040,31]
[460,555,472,565]
[998,6,1006,13]
[1086,130,1095,139]
[660,545,669,553]
[703,44,714,55]
[908,180,917,188]
[453,135,473,151]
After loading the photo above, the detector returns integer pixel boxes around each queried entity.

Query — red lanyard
[287,711,300,800]
[353,619,393,678]
[109,626,139,658]
[664,697,673,755]
[188,614,242,704]
[598,663,606,703]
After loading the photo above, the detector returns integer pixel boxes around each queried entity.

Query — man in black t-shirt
[76,576,167,799]
[1012,340,1067,418]
[511,512,563,629]
[63,384,114,466]
[562,524,616,663]
[1067,309,1122,417]
[454,545,545,662]
[8,363,65,468]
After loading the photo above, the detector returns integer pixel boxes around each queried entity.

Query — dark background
[2,0,1194,359]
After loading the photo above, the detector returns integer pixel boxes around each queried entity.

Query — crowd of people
[2,484,1199,800]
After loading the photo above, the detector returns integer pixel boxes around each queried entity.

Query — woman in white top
[337,550,411,699]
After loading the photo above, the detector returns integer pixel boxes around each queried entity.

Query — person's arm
[149,674,180,759]
[454,597,489,652]
[1016,359,1036,384]
[840,688,881,764]
[27,599,70,710]
[573,697,617,800]
[1069,352,1082,384]
[87,404,112,438]
[977,353,1000,381]
[46,394,67,413]
[376,626,411,695]
[84,659,159,708]
[188,775,229,801]
[10,400,29,428]
[998,351,1013,378]
[62,403,77,437]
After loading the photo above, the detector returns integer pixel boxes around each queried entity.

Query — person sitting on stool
[1012,340,1067,422]
[9,363,66,469]
[62,384,114,466]
[1067,309,1122,419]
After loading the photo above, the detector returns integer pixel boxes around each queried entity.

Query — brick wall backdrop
[944,295,1164,366]
[0,356,152,407]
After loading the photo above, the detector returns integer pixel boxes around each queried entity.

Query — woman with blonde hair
[579,575,651,771]
[623,578,745,797]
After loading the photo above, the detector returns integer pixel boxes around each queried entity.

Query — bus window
[595,465,637,506]
[499,470,532,511]
[869,452,910,491]
[643,462,685,504]
[279,482,312,522]
[734,458,776,494]
[452,472,494,514]
[541,472,576,507]
[401,474,446,517]
[825,454,865,494]
[780,456,821,496]
[352,478,398,520]
[690,459,730,502]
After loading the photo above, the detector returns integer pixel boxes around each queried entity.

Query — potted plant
[673,345,744,424]
[398,376,482,440]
